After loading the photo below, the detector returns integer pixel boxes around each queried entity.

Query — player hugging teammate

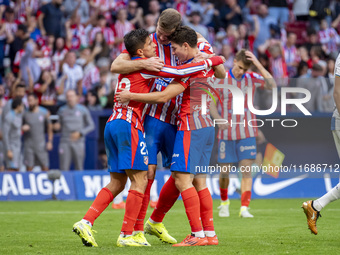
[72,8,224,248]
[72,7,277,248]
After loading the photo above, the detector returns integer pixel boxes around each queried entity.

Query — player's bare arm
[334,75,340,114]
[209,102,229,130]
[213,62,227,79]
[110,52,164,74]
[116,81,185,104]
[245,50,277,89]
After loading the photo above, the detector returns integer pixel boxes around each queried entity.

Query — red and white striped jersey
[70,24,87,50]
[145,34,214,125]
[82,67,100,91]
[270,56,288,86]
[52,48,69,74]
[319,28,340,54]
[113,20,134,52]
[145,33,179,124]
[13,49,25,73]
[36,45,52,70]
[108,57,211,131]
[90,27,115,46]
[176,41,216,131]
[216,70,265,140]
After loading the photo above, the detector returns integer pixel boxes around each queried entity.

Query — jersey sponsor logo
[253,174,308,196]
[239,145,256,152]
[155,77,173,89]
[144,156,148,165]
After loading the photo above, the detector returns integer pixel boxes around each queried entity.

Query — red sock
[150,176,180,223]
[134,179,153,231]
[241,191,251,207]
[198,188,214,231]
[83,187,114,225]
[181,187,202,233]
[220,188,228,201]
[121,190,144,235]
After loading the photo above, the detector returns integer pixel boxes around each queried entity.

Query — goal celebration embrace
[1,1,340,254]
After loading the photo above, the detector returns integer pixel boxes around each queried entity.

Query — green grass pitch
[1,199,339,255]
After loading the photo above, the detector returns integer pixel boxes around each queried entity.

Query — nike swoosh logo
[311,213,315,220]
[253,174,308,196]
[156,229,162,235]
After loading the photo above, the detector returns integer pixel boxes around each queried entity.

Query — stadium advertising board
[0,171,338,201]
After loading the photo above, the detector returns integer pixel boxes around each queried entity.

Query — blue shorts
[104,120,148,173]
[218,137,257,163]
[144,115,177,167]
[170,127,215,174]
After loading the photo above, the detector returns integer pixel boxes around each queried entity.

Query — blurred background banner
[0,171,339,201]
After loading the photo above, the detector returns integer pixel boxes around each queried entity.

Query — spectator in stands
[63,0,89,24]
[38,0,63,37]
[296,63,324,112]
[20,40,41,87]
[185,11,209,40]
[318,19,340,56]
[34,70,58,114]
[266,0,289,29]
[221,44,234,70]
[253,4,276,55]
[284,32,299,78]
[27,15,41,41]
[9,24,27,73]
[290,61,309,88]
[293,0,312,21]
[148,0,161,23]
[3,97,24,171]
[298,46,310,64]
[57,51,83,104]
[127,0,144,29]
[52,37,68,76]
[309,0,332,31]
[82,57,110,95]
[305,28,323,54]
[90,14,115,48]
[90,32,110,61]
[55,89,94,170]
[22,93,53,171]
[236,17,259,52]
[85,89,102,111]
[220,0,243,28]
[189,0,215,26]
[113,8,134,54]
[144,14,156,33]
[65,12,88,50]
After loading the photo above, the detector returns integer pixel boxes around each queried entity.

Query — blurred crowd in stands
[0,0,339,171]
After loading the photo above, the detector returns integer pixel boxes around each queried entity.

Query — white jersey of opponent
[332,53,340,130]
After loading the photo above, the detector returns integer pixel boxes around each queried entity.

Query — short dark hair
[12,97,22,110]
[169,26,197,48]
[124,29,150,56]
[18,24,27,34]
[28,92,38,99]
[15,84,26,90]
[235,49,252,68]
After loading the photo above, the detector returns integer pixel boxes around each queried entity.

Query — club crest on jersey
[144,156,148,165]
[220,152,226,160]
